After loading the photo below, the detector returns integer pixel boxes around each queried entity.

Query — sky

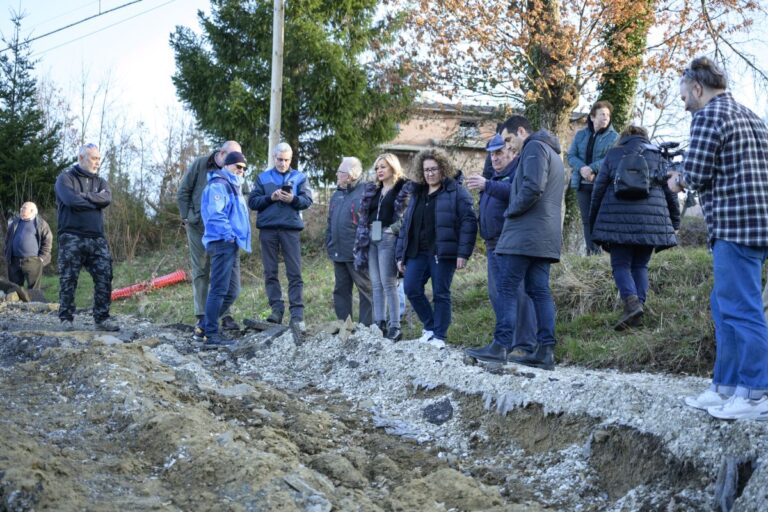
[1,0,766,145]
[0,0,211,130]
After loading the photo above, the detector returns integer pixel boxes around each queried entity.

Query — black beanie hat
[224,151,247,166]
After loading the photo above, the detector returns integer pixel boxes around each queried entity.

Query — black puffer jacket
[395,176,477,263]
[589,134,680,251]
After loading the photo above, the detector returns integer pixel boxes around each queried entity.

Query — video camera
[645,141,685,181]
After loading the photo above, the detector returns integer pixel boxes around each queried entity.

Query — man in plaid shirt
[669,56,768,421]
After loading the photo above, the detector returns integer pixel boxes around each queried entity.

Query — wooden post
[267,0,285,168]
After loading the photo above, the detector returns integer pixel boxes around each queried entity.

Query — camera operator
[669,57,768,421]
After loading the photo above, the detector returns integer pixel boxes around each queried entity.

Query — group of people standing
[5,55,767,422]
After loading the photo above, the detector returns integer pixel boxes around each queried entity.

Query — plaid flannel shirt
[683,92,768,247]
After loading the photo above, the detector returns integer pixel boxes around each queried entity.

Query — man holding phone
[248,143,313,331]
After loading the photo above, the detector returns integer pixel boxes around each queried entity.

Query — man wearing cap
[4,201,53,291]
[200,151,252,348]
[465,135,537,363]
[178,140,242,338]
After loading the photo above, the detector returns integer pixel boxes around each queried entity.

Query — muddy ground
[1,301,767,511]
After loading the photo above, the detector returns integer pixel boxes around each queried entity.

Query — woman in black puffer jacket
[589,125,680,330]
[395,148,477,345]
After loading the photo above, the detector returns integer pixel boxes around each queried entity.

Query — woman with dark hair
[589,125,680,330]
[395,148,477,346]
[568,100,619,255]
[354,153,408,341]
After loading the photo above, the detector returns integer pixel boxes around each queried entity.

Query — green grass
[39,243,719,377]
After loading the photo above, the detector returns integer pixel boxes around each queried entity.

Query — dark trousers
[487,250,537,351]
[57,233,113,322]
[203,240,241,336]
[577,187,600,255]
[609,244,654,302]
[259,229,304,321]
[332,261,373,325]
[493,254,556,348]
[8,256,44,289]
[403,252,456,340]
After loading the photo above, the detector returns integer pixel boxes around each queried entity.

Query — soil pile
[1,302,767,511]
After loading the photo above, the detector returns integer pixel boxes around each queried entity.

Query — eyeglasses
[236,164,246,170]
[423,167,440,175]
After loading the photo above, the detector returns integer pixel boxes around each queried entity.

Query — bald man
[178,140,242,339]
[4,201,52,290]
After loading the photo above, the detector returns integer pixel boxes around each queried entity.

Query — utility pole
[267,0,285,168]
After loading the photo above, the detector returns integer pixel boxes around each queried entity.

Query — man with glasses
[55,143,118,331]
[248,142,313,332]
[669,57,768,421]
[327,157,373,326]
[178,140,242,338]
[199,151,252,348]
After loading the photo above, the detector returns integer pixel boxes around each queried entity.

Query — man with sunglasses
[199,151,252,348]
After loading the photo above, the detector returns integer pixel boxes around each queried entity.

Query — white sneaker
[708,395,768,421]
[418,330,434,342]
[683,389,730,410]
[426,337,446,349]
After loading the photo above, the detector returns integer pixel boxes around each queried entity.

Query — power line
[31,0,179,58]
[1,0,144,54]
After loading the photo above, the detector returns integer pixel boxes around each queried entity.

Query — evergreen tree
[0,15,65,217]
[170,0,415,180]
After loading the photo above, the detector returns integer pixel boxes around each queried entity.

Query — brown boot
[614,295,643,331]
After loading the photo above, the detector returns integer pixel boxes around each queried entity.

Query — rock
[423,398,453,425]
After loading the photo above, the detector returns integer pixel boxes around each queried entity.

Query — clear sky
[0,0,211,129]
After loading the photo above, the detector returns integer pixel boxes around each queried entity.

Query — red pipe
[111,269,188,301]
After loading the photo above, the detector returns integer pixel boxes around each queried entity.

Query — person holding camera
[326,157,373,326]
[248,142,313,331]
[669,57,768,421]
[589,125,680,331]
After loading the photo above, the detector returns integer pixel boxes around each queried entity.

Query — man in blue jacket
[4,202,52,291]
[248,143,313,331]
[200,151,252,348]
[55,143,118,331]
[465,134,537,363]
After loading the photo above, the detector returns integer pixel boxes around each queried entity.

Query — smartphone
[281,184,293,193]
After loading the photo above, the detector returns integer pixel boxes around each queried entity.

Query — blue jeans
[403,252,456,340]
[203,240,241,336]
[488,250,537,351]
[710,240,768,399]
[609,244,654,302]
[369,232,400,328]
[493,254,556,348]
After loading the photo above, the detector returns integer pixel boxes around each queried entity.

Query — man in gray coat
[326,157,373,325]
[492,115,565,370]
[4,202,52,290]
[177,140,242,338]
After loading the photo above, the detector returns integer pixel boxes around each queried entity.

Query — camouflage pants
[58,233,113,322]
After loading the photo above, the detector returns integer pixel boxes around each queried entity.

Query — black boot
[376,320,387,334]
[465,341,509,363]
[614,295,643,331]
[386,326,402,342]
[508,343,555,370]
[266,310,284,324]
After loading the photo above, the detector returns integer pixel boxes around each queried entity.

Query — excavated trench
[1,305,766,511]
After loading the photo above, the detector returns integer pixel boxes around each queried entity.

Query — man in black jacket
[4,202,52,290]
[55,143,118,332]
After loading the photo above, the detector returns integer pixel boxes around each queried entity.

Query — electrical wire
[31,0,179,58]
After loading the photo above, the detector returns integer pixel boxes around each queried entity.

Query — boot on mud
[266,310,284,324]
[508,343,555,371]
[202,332,236,350]
[464,341,509,363]
[614,295,643,331]
[220,315,241,331]
[95,318,120,332]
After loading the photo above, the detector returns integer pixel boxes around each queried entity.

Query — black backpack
[613,146,654,199]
